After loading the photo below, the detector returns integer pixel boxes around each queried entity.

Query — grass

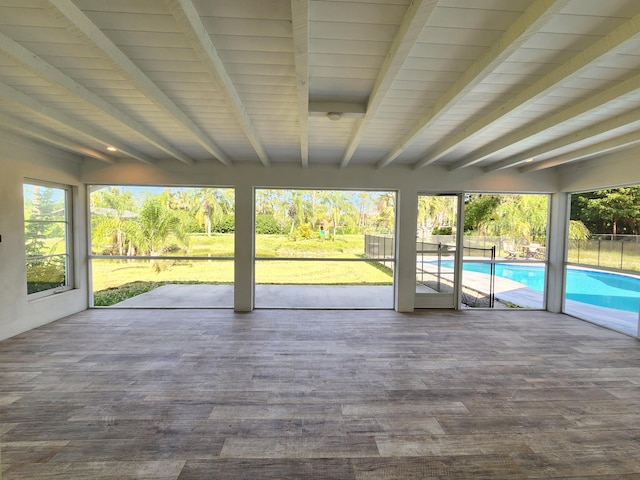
[186,234,234,256]
[91,234,640,306]
[255,234,364,257]
[568,241,640,272]
[94,281,164,306]
[92,234,390,305]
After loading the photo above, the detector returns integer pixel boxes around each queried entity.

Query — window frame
[24,179,74,299]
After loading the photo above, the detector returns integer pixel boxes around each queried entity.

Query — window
[254,189,395,308]
[566,186,640,336]
[458,193,549,309]
[89,186,234,307]
[23,181,73,296]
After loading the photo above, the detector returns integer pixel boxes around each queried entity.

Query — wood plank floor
[1,309,640,479]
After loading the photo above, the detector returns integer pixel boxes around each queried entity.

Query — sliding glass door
[415,194,461,308]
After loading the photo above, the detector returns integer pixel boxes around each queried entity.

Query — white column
[395,188,418,312]
[234,184,254,312]
[546,192,569,313]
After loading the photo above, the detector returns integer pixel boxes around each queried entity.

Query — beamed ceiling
[0,0,639,173]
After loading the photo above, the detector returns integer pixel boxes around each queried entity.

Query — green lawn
[91,234,640,306]
[568,241,640,272]
[255,234,364,257]
[92,234,390,305]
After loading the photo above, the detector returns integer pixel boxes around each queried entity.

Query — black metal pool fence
[569,235,640,272]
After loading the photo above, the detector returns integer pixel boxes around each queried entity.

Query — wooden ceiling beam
[0,31,194,166]
[520,130,640,172]
[484,104,640,172]
[48,0,231,166]
[291,0,309,168]
[419,6,640,170]
[449,74,640,171]
[338,0,438,169]
[378,0,571,169]
[167,0,270,167]
[0,112,115,164]
[0,82,156,165]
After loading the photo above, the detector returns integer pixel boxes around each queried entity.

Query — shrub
[26,259,65,294]
[256,214,285,234]
[291,223,314,240]
[212,214,235,233]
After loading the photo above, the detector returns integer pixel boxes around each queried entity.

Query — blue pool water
[434,261,640,313]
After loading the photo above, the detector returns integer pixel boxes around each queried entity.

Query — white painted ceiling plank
[0,31,195,165]
[47,0,232,165]
[384,0,572,169]
[167,0,277,166]
[416,7,640,169]
[340,0,439,168]
[484,106,640,172]
[0,111,115,163]
[450,71,640,170]
[520,129,640,172]
[0,82,156,164]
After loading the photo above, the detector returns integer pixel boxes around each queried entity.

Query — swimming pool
[433,261,640,313]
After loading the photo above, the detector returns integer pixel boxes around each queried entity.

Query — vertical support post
[234,184,254,312]
[395,189,418,312]
[546,192,569,313]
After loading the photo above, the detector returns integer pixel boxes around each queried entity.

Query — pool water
[434,261,640,313]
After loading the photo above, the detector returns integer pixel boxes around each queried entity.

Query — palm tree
[198,189,224,236]
[90,187,138,255]
[286,190,306,235]
[480,194,548,243]
[129,193,188,270]
[323,191,348,239]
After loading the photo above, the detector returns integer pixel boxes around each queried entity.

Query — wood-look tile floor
[1,309,640,479]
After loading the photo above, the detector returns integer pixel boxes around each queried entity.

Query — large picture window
[566,186,640,336]
[254,189,396,308]
[89,186,234,307]
[23,181,73,296]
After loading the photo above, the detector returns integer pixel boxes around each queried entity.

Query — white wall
[558,147,640,192]
[0,133,88,341]
[81,158,559,193]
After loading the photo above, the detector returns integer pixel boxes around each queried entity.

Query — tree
[25,185,56,257]
[568,220,590,240]
[480,194,547,242]
[286,190,306,236]
[323,191,349,239]
[418,195,456,234]
[131,193,188,258]
[463,194,500,233]
[90,187,137,255]
[198,189,224,236]
[571,186,640,236]
[586,187,640,237]
[373,192,395,233]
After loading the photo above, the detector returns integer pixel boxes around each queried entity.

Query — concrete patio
[113,284,395,309]
[110,280,638,337]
